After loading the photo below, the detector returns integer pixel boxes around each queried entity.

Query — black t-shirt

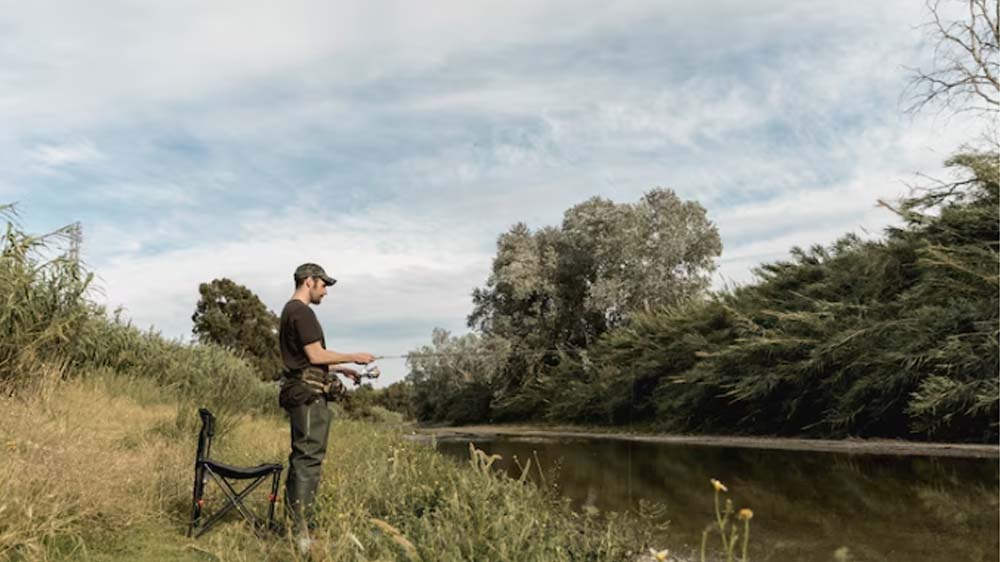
[279,300,328,373]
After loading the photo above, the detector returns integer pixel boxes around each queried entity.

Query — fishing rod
[371,348,583,361]
[350,347,578,384]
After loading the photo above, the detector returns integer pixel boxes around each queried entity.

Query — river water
[425,434,998,562]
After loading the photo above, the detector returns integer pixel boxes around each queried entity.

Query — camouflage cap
[294,263,337,286]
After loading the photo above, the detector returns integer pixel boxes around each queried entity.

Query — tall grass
[0,204,91,396]
[0,375,189,560]
[0,375,675,562]
[0,204,274,427]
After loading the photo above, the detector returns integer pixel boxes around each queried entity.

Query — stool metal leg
[267,469,281,531]
[188,464,207,537]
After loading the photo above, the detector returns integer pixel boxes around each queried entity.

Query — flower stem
[714,490,729,552]
[741,518,751,562]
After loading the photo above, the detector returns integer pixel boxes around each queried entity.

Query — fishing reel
[353,363,381,385]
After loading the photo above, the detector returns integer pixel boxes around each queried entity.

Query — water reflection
[427,436,999,562]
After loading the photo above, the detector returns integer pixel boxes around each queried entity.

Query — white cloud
[29,139,104,169]
[85,183,196,206]
[1,0,986,386]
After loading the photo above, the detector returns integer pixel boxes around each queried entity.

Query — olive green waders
[284,397,332,533]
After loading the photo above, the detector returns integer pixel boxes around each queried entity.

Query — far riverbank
[416,424,1000,458]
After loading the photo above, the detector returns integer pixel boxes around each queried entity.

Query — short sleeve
[295,307,324,346]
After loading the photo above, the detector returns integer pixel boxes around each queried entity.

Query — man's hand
[353,352,376,364]
[336,367,361,385]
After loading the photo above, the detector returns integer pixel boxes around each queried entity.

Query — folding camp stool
[187,408,283,539]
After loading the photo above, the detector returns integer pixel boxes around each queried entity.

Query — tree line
[405,153,998,442]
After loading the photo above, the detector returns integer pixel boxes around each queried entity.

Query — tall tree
[561,188,722,330]
[470,188,722,347]
[464,188,721,416]
[192,278,282,380]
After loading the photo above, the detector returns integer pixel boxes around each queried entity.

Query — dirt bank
[417,424,1000,458]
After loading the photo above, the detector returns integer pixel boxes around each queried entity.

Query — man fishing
[278,262,375,554]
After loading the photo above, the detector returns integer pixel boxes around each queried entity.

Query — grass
[0,370,669,562]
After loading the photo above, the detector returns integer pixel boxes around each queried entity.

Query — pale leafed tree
[469,223,561,340]
[561,188,722,328]
[471,188,721,345]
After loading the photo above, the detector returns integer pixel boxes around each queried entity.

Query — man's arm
[303,342,374,366]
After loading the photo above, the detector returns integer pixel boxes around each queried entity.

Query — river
[416,430,999,562]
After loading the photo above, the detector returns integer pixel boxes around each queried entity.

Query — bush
[573,151,999,441]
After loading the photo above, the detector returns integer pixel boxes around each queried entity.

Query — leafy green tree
[373,380,415,417]
[407,328,511,423]
[191,278,282,380]
[462,188,721,418]
[470,188,721,348]
[560,188,722,330]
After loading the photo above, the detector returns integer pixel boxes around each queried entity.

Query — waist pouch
[279,367,346,409]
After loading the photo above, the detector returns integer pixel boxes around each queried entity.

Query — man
[278,263,375,551]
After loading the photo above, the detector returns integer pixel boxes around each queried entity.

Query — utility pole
[68,221,82,265]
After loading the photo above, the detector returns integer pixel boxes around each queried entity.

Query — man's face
[307,277,328,304]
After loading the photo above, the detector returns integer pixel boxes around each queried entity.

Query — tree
[463,188,721,417]
[192,278,282,380]
[469,188,722,347]
[561,188,722,329]
[906,0,999,116]
[406,328,511,422]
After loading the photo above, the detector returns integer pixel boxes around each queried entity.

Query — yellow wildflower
[710,478,728,492]
[648,548,670,561]
[738,508,754,520]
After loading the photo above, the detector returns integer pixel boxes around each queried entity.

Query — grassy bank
[0,372,669,562]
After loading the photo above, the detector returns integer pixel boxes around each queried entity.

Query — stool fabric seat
[187,408,283,539]
[204,460,284,480]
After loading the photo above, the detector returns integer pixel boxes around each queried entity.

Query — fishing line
[371,348,576,361]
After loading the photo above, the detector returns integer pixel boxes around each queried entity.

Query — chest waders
[282,368,335,535]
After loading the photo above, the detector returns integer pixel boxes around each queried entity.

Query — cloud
[0,0,985,386]
[85,183,196,206]
[91,202,488,326]
[29,139,104,169]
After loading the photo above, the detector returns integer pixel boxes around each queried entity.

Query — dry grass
[0,372,661,562]
[0,371,298,562]
[0,374,189,561]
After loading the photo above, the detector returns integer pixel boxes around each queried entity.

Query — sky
[1,0,982,386]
